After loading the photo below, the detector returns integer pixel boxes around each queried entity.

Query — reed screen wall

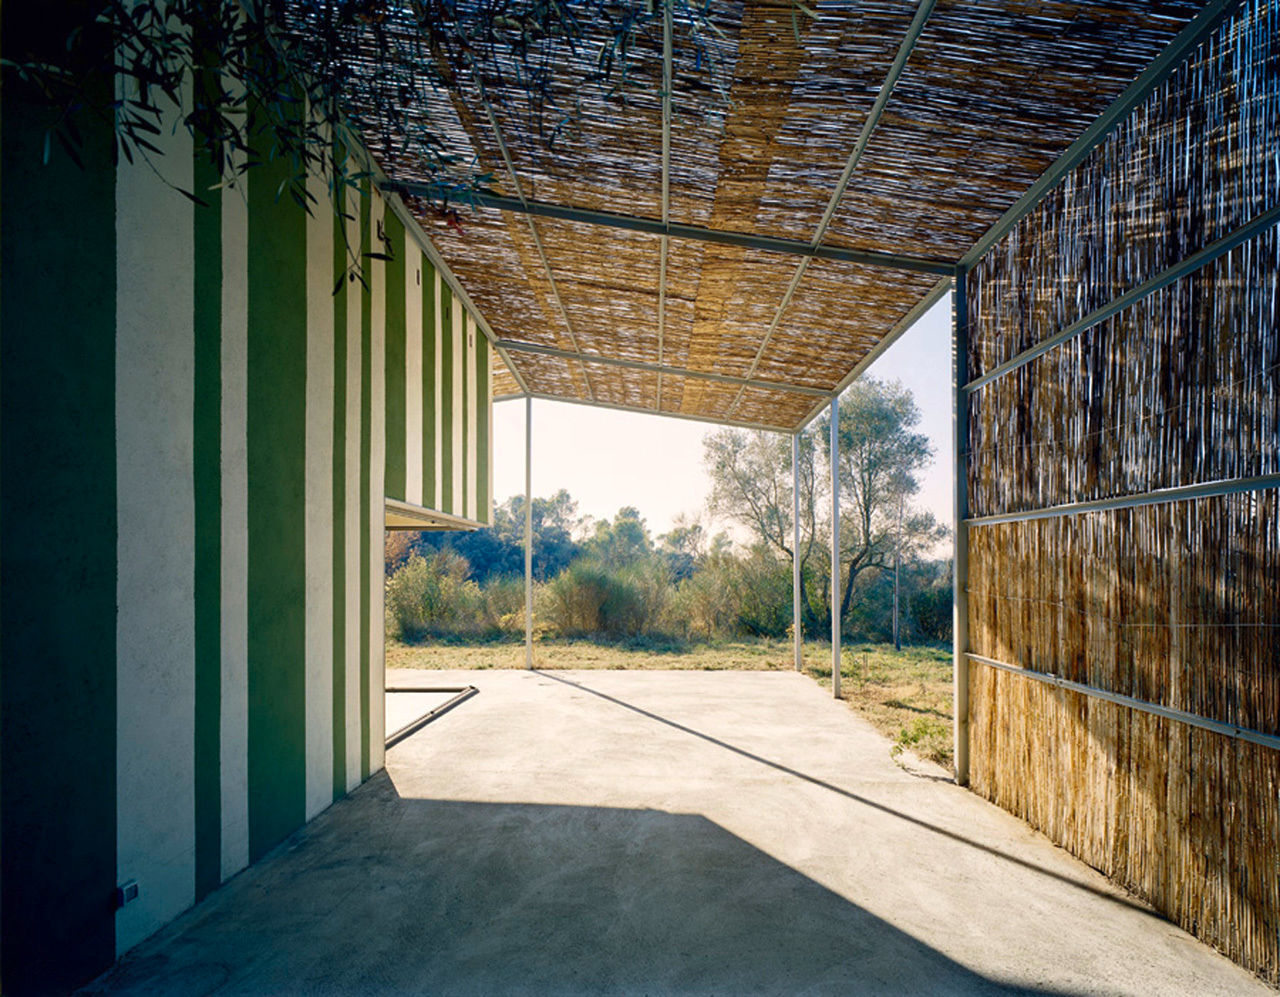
[963,0,1279,982]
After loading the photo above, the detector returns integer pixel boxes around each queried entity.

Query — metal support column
[829,397,841,699]
[792,433,802,672]
[952,271,970,785]
[524,395,534,670]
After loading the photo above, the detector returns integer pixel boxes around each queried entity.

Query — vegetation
[388,637,954,768]
[384,378,955,766]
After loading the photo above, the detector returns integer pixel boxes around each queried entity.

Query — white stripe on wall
[115,106,197,956]
[369,194,387,774]
[344,186,363,792]
[433,270,444,512]
[486,342,494,522]
[451,300,464,516]
[466,315,478,520]
[220,172,250,882]
[304,167,335,820]
[404,247,424,506]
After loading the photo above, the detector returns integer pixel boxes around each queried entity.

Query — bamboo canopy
[313,0,1207,431]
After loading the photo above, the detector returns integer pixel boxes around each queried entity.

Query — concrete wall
[0,72,495,993]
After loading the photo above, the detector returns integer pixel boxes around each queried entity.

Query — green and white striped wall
[1,92,493,991]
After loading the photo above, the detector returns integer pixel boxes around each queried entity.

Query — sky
[491,293,954,541]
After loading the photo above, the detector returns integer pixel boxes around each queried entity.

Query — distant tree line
[385,377,953,645]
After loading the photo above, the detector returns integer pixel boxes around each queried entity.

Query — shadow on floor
[535,670,1153,917]
[85,774,1071,996]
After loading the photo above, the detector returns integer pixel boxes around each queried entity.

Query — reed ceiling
[322,0,1209,432]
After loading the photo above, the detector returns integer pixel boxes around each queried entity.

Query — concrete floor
[87,669,1269,995]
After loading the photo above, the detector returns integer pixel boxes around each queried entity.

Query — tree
[821,378,948,630]
[583,506,653,567]
[704,426,821,627]
[702,377,947,639]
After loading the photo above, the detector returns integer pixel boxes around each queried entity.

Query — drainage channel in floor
[384,686,479,747]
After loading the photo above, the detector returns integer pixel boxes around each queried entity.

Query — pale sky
[492,293,955,540]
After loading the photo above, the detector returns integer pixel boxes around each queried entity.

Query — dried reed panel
[967,225,1280,516]
[967,0,1280,379]
[969,493,1280,739]
[965,2,1280,982]
[827,0,1204,260]
[752,258,938,390]
[531,219,662,363]
[968,662,1280,984]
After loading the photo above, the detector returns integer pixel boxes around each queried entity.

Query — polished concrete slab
[85,669,1269,995]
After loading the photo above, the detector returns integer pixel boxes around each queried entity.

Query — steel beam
[830,396,842,700]
[965,203,1280,394]
[793,433,803,673]
[476,91,598,402]
[524,395,534,669]
[959,0,1244,270]
[967,472,1280,528]
[657,0,673,409]
[496,339,832,398]
[519,390,794,434]
[730,0,939,418]
[797,275,952,431]
[968,653,1280,753]
[952,271,970,786]
[382,182,955,277]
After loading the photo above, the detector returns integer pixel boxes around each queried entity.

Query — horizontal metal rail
[496,339,832,398]
[381,182,956,276]
[965,204,1280,393]
[797,274,953,430]
[958,0,1245,269]
[967,653,1280,752]
[384,685,479,748]
[518,390,795,434]
[966,472,1280,526]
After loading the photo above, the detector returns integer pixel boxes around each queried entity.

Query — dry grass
[386,636,954,766]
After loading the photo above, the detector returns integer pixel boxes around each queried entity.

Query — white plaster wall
[304,169,335,819]
[451,301,465,516]
[219,173,250,881]
[368,194,387,774]
[466,315,478,520]
[344,187,363,792]
[433,270,444,511]
[404,246,424,506]
[115,106,196,955]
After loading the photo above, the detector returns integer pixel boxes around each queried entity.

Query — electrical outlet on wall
[115,879,139,909]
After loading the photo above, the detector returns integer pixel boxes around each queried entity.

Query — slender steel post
[893,489,902,652]
[952,271,970,785]
[524,395,534,669]
[829,397,841,699]
[792,433,802,672]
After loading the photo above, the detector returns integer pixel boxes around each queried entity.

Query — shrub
[909,584,953,642]
[539,558,669,638]
[385,549,485,640]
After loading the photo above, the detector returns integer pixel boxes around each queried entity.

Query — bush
[539,558,669,638]
[482,575,526,635]
[909,584,953,642]
[385,549,485,640]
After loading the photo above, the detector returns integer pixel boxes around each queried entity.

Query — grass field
[387,637,954,767]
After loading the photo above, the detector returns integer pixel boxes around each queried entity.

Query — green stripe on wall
[461,320,469,519]
[423,262,437,509]
[476,333,490,520]
[331,192,347,802]
[359,185,372,779]
[440,284,454,514]
[193,149,223,900]
[0,65,118,993]
[384,210,406,502]
[247,145,308,860]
